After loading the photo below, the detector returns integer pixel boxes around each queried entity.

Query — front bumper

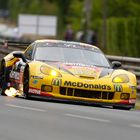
[30,92,136,110]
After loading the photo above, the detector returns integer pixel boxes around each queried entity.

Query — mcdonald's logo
[114,85,123,92]
[52,79,62,86]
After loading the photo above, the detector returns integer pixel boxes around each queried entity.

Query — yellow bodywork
[26,61,137,107]
[3,43,137,109]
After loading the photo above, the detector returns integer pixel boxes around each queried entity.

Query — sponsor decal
[19,72,23,84]
[10,71,20,80]
[64,63,101,71]
[29,88,40,94]
[114,85,123,92]
[64,63,94,68]
[64,81,111,90]
[129,99,136,104]
[20,66,25,72]
[52,79,62,86]
[63,63,102,77]
[32,80,38,84]
[31,75,43,79]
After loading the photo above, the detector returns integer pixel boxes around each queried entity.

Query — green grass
[135,94,140,110]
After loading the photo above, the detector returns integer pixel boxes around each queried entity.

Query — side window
[24,45,34,60]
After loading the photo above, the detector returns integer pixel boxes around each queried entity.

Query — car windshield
[34,43,110,67]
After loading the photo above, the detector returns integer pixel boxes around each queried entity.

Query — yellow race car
[0,39,137,109]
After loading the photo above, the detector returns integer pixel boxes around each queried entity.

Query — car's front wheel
[23,66,31,99]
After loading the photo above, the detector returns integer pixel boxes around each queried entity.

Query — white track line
[6,104,46,112]
[131,124,140,129]
[65,113,111,123]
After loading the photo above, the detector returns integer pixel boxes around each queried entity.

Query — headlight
[113,74,129,83]
[40,65,62,77]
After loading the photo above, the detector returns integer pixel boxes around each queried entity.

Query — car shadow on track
[17,95,116,110]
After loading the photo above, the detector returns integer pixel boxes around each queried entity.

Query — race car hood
[46,62,113,79]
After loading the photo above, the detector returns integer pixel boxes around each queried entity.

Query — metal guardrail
[0,39,30,58]
[107,55,140,76]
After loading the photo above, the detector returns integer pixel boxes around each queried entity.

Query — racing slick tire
[23,66,31,99]
[0,60,9,95]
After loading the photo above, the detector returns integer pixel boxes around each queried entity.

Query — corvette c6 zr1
[0,39,137,110]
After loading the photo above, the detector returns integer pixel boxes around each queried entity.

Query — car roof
[34,39,99,50]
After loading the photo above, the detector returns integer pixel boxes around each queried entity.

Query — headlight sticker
[113,74,129,83]
[52,79,62,86]
[114,85,123,92]
[32,79,38,84]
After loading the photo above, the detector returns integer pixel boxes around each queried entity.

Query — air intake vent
[60,87,114,100]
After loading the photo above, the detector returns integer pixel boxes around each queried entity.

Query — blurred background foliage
[0,0,140,57]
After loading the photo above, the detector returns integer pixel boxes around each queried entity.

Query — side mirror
[13,52,27,63]
[112,61,122,69]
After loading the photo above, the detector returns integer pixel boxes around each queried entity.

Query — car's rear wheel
[23,66,30,99]
[0,61,8,95]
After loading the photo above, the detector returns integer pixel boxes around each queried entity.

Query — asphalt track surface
[0,96,140,140]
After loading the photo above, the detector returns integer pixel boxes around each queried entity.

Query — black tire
[23,66,31,99]
[0,61,8,95]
